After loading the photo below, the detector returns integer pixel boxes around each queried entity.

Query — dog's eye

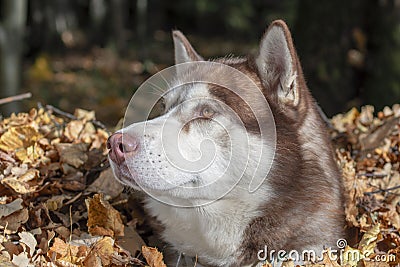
[200,107,215,118]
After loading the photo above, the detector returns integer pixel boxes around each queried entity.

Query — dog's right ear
[172,30,203,64]
[256,20,301,107]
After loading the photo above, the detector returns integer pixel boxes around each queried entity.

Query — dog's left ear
[172,30,203,64]
[256,20,301,107]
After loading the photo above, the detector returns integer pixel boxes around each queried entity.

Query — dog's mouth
[109,158,200,193]
[109,160,141,189]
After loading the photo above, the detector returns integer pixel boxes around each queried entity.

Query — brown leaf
[0,199,23,219]
[48,237,79,260]
[55,143,89,168]
[117,225,146,256]
[83,236,114,267]
[0,208,29,233]
[2,241,22,258]
[142,246,167,267]
[360,118,399,151]
[86,194,124,237]
[86,168,124,198]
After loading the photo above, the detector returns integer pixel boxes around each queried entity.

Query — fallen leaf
[86,168,124,198]
[360,118,399,151]
[18,231,37,257]
[45,195,67,211]
[12,252,31,267]
[83,236,114,266]
[342,246,363,267]
[64,120,84,141]
[0,208,29,233]
[0,253,13,266]
[2,169,40,194]
[142,246,167,267]
[86,194,124,237]
[359,224,380,256]
[55,143,89,168]
[75,108,96,121]
[0,126,42,152]
[48,237,79,260]
[116,225,145,256]
[0,199,23,219]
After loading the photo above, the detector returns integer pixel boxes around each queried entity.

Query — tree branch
[0,92,31,105]
[45,104,108,130]
[364,185,400,195]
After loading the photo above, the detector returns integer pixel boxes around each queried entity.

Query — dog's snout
[107,133,139,164]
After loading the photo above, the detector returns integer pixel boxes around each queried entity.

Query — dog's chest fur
[145,198,264,266]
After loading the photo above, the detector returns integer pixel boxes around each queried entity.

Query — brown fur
[205,21,345,266]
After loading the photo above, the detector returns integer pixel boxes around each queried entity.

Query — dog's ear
[256,20,301,106]
[172,30,203,64]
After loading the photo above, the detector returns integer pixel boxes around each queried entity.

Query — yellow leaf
[64,120,84,141]
[0,126,42,151]
[74,109,95,121]
[358,224,380,257]
[342,246,363,267]
[2,169,40,194]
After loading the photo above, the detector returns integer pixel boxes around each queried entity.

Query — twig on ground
[0,92,32,106]
[45,104,108,130]
[364,184,400,195]
[357,173,388,178]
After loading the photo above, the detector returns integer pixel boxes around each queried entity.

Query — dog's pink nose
[107,133,139,164]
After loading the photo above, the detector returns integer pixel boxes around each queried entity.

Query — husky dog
[108,20,345,266]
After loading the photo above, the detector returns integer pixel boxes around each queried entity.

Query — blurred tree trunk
[89,0,107,46]
[0,0,27,115]
[364,0,400,109]
[90,0,106,26]
[136,0,148,60]
[110,0,126,54]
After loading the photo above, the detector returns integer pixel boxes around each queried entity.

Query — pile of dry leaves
[0,107,158,267]
[0,103,399,267]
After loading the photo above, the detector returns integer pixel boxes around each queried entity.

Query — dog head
[108,20,312,206]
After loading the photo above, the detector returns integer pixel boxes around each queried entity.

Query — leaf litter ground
[0,104,400,266]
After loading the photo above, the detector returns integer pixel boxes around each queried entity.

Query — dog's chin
[109,162,140,190]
